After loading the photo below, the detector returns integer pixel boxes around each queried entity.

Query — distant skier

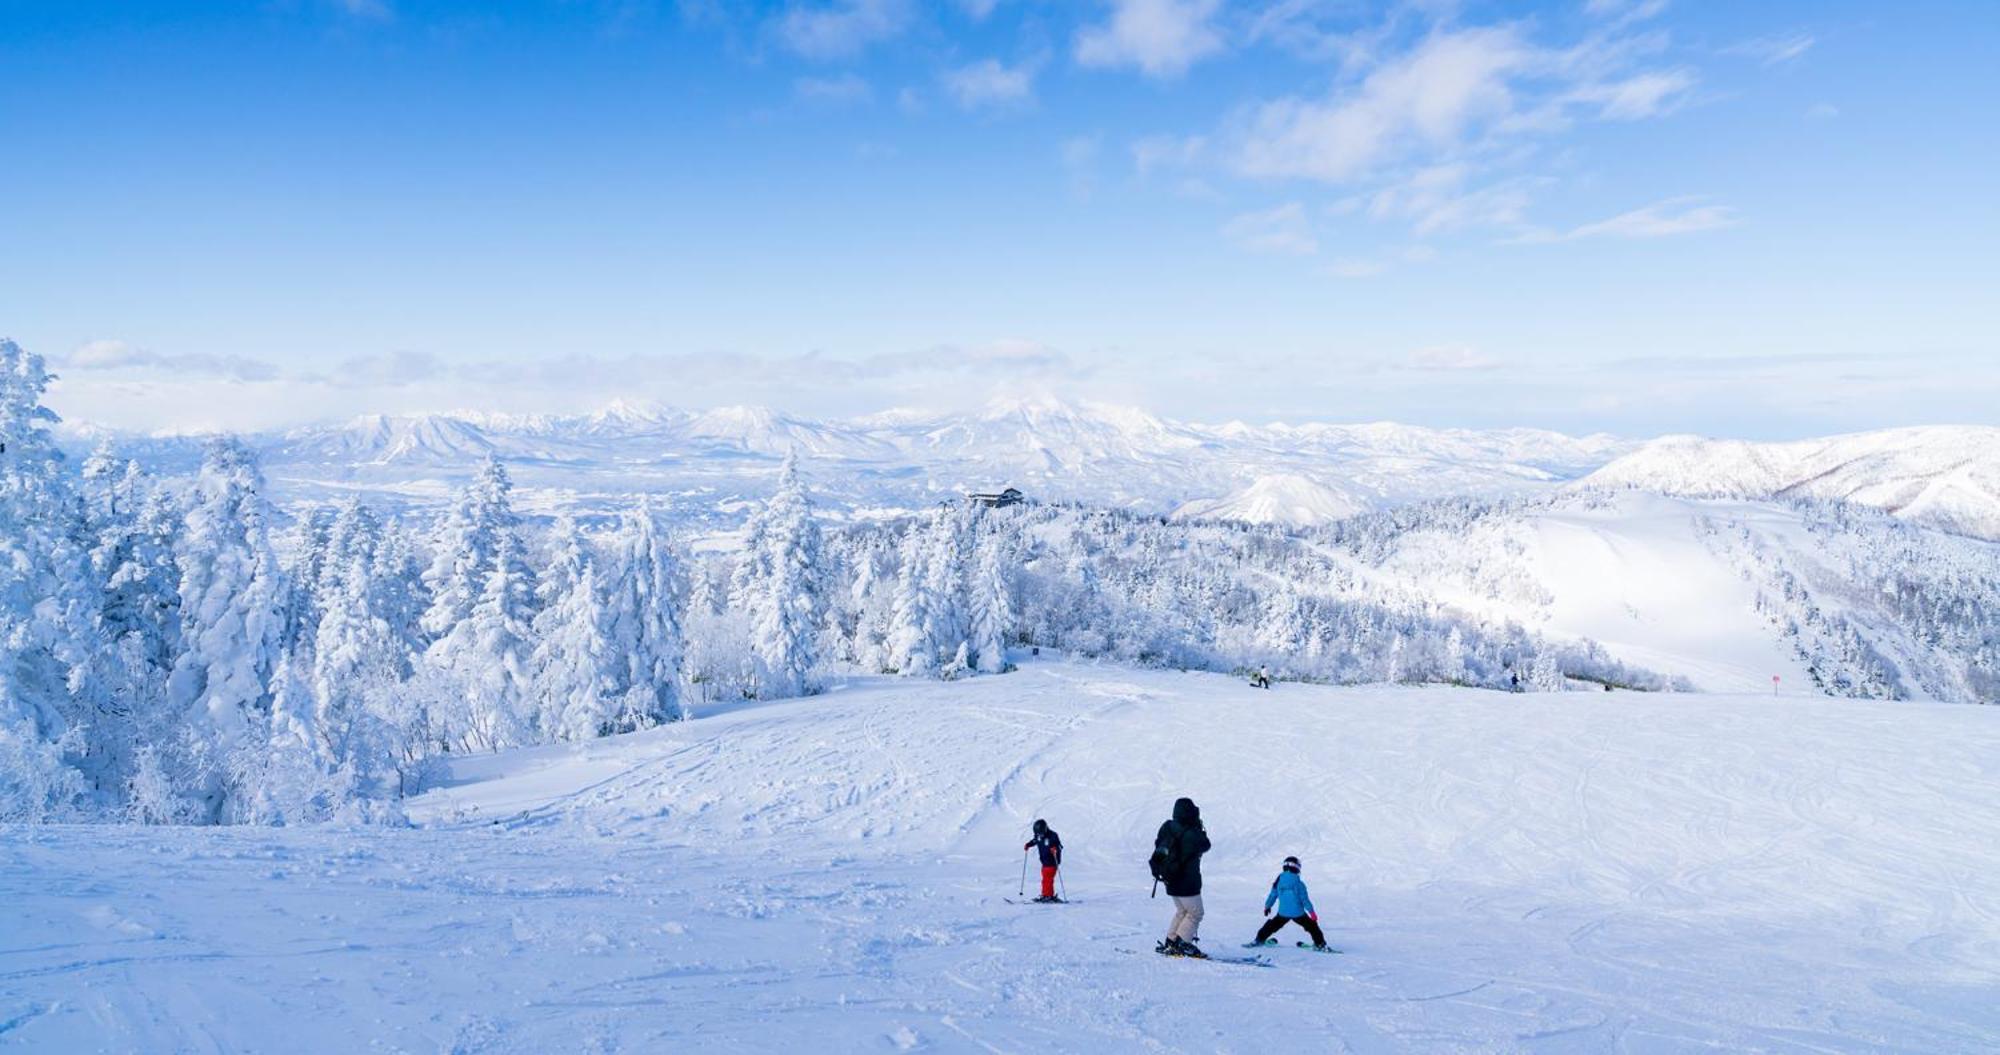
[1249,665,1272,690]
[1248,856,1329,951]
[1150,797,1212,957]
[1023,818,1064,902]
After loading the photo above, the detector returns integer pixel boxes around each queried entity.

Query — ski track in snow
[4,659,2000,1053]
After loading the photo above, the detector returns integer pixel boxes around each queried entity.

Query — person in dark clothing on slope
[1150,797,1213,957]
[1024,819,1064,902]
[1249,856,1329,950]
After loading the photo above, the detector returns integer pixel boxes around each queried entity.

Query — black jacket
[1026,828,1063,867]
[1153,797,1211,897]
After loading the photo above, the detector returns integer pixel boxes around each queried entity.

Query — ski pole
[1019,847,1030,897]
[1151,878,1159,899]
[1058,869,1067,902]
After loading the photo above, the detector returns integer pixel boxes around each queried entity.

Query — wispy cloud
[1075,0,1223,79]
[1549,196,1737,240]
[1222,202,1318,255]
[62,339,283,382]
[795,73,873,105]
[942,58,1037,110]
[1367,165,1539,237]
[1229,27,1535,183]
[1725,33,1815,67]
[772,0,909,59]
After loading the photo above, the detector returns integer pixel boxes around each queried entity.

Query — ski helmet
[1033,818,1048,835]
[1282,856,1301,872]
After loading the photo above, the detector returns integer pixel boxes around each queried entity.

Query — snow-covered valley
[6,659,1998,1053]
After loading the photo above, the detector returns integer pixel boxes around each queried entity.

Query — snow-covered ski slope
[1364,493,1819,692]
[7,659,1998,1052]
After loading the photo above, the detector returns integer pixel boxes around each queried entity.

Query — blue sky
[2,0,1996,437]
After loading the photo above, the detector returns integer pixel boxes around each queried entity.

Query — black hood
[1172,797,1199,825]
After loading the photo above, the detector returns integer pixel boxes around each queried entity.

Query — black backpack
[1148,828,1178,882]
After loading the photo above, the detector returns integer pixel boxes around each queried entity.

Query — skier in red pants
[1024,819,1064,902]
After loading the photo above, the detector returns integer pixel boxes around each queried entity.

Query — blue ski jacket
[1265,870,1315,918]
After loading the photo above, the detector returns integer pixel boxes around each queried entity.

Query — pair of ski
[1119,945,1274,967]
[1003,896,1074,905]
[1245,939,1341,954]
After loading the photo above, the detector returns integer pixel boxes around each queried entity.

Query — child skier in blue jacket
[1250,856,1329,949]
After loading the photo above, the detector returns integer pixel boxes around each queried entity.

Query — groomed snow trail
[5,659,1999,1053]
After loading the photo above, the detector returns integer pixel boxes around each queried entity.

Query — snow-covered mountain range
[68,398,2000,539]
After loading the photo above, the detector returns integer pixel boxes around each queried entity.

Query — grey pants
[1167,894,1204,942]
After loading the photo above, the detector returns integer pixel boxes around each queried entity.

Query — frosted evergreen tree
[0,339,97,819]
[81,455,182,673]
[968,539,1012,674]
[430,530,537,751]
[743,453,825,699]
[1529,650,1563,692]
[421,456,532,643]
[308,502,405,796]
[532,561,617,740]
[166,437,286,821]
[601,503,688,725]
[283,506,339,651]
[369,520,428,672]
[888,509,965,676]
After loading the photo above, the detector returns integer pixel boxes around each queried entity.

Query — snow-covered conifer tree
[430,530,537,751]
[166,437,286,821]
[421,456,532,643]
[601,502,688,725]
[968,539,1012,674]
[0,340,98,819]
[532,561,617,739]
[741,453,825,699]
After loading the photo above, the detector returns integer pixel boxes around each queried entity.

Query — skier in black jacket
[1024,818,1064,902]
[1150,797,1212,957]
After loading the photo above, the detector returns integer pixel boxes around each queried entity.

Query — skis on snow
[1241,939,1341,954]
[1119,947,1273,967]
[1003,897,1074,904]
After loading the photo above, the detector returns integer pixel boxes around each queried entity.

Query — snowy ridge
[67,396,1635,519]
[1171,472,1367,527]
[1583,425,2000,539]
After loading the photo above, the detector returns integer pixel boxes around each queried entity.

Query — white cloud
[795,73,873,105]
[1075,0,1224,79]
[1725,33,1814,67]
[773,0,909,59]
[1222,202,1318,255]
[1232,27,1533,182]
[1548,196,1737,240]
[1584,0,1668,25]
[1567,68,1695,120]
[1367,164,1538,236]
[1806,101,1839,121]
[942,59,1037,109]
[60,340,283,382]
[1131,133,1206,176]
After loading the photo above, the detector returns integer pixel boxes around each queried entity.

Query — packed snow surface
[6,659,1999,1052]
